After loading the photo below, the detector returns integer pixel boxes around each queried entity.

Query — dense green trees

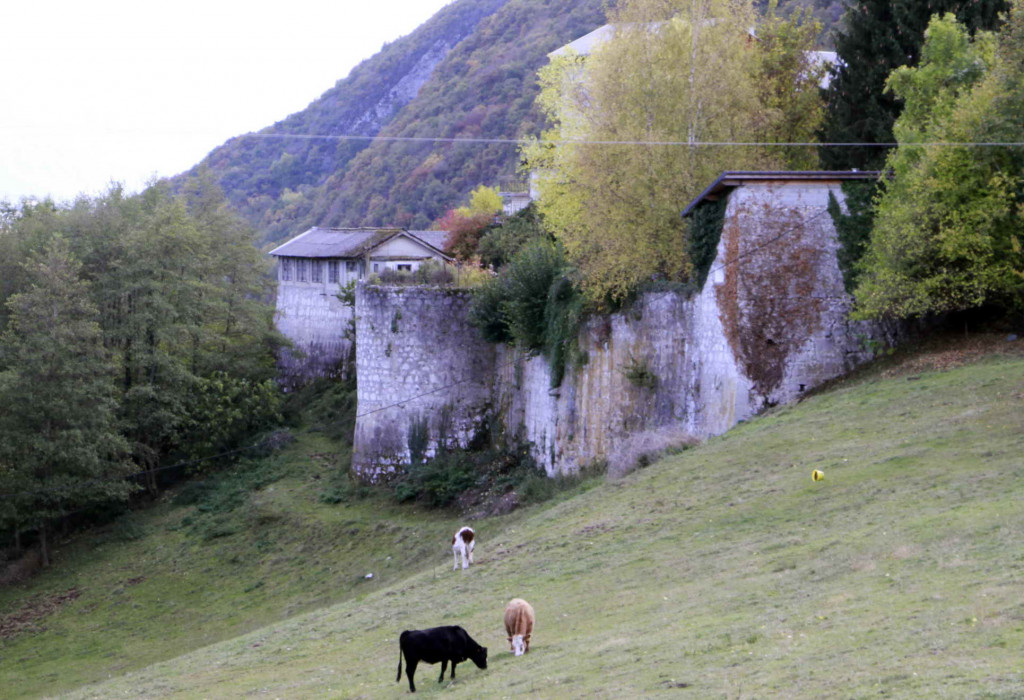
[0,179,284,562]
[0,241,134,565]
[819,0,1008,171]
[477,203,550,268]
[854,7,1024,319]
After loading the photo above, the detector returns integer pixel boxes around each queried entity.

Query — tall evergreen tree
[0,240,134,565]
[819,0,1008,171]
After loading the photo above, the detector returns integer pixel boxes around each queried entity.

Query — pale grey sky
[1,0,454,203]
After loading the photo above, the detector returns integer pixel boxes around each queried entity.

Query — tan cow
[503,598,535,656]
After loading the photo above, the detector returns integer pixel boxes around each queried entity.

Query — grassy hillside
[2,337,1020,698]
[0,433,522,697]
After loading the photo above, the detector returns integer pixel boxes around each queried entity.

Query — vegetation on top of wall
[468,240,585,387]
[369,261,493,288]
[500,242,568,349]
[544,274,587,387]
[818,0,1008,171]
[436,185,504,260]
[524,0,827,306]
[853,7,1024,321]
[477,203,551,269]
[374,261,455,287]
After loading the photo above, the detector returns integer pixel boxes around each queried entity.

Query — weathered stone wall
[352,285,496,481]
[487,180,886,475]
[352,179,892,478]
[713,181,869,409]
[274,282,354,383]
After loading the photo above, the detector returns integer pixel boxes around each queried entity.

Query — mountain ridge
[174,0,844,246]
[175,0,516,244]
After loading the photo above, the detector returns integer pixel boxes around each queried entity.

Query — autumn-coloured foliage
[438,185,503,260]
[525,0,824,305]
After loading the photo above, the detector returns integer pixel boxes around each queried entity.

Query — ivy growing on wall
[826,180,878,294]
[688,198,728,289]
[544,276,586,388]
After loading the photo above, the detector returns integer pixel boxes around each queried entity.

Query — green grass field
[2,340,1023,698]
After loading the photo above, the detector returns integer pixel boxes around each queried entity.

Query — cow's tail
[396,645,403,683]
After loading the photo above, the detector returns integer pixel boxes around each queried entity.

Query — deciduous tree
[525,0,824,305]
[854,8,1024,318]
[819,0,1008,171]
[439,185,503,260]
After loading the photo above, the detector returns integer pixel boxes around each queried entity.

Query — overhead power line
[236,131,1024,148]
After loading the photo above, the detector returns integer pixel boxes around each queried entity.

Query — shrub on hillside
[393,441,544,510]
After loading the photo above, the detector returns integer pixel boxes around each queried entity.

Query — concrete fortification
[351,176,890,478]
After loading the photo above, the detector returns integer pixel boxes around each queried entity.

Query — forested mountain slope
[173,0,843,246]
[303,0,607,232]
[173,0,515,244]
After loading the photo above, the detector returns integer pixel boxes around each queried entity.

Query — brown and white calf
[452,526,475,570]
[503,598,535,656]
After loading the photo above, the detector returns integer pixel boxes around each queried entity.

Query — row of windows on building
[279,258,359,283]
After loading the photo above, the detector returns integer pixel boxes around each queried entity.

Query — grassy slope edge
[33,340,1024,699]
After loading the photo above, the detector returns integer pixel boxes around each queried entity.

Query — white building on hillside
[268,227,451,382]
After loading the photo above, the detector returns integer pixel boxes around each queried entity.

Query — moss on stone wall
[717,202,826,401]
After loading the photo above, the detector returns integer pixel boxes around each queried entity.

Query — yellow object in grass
[812,469,825,481]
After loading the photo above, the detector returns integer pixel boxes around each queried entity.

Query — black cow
[396,625,488,692]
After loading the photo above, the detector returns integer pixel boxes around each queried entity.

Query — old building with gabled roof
[268,227,452,382]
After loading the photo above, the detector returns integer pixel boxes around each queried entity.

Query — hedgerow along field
[3,339,1024,698]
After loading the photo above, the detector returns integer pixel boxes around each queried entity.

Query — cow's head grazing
[511,634,526,656]
[470,643,488,669]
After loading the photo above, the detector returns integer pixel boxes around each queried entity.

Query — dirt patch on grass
[0,588,81,639]
[804,332,1024,401]
[890,544,921,560]
[574,522,617,537]
[881,333,1024,378]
